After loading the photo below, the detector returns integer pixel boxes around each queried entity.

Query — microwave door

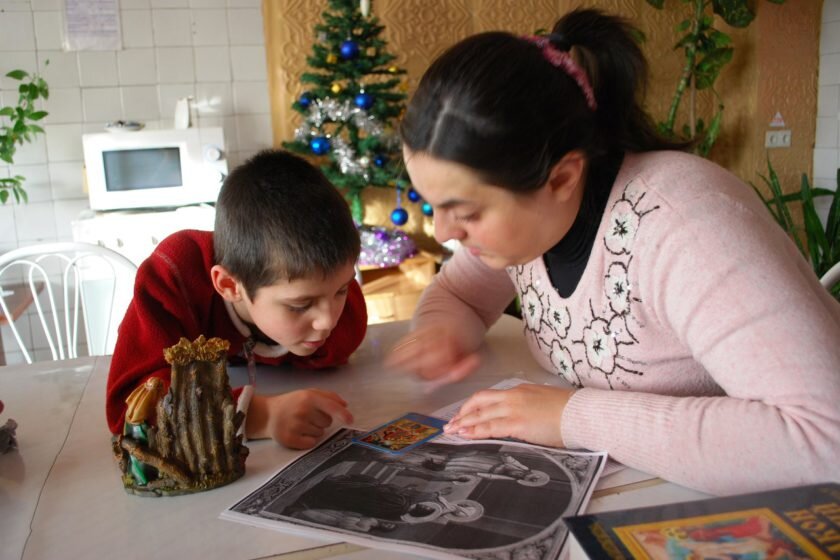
[103,147,184,192]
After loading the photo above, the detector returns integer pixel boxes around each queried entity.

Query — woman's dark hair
[400,9,687,194]
[214,149,360,299]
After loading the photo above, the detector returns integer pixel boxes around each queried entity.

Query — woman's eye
[455,213,479,223]
[287,303,311,314]
[336,286,349,297]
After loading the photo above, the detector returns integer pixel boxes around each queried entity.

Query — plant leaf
[5,69,28,80]
[712,0,755,27]
[694,47,734,90]
[750,180,781,224]
[766,158,806,257]
[698,106,723,157]
[800,173,830,271]
[709,30,732,48]
[824,169,840,262]
[28,110,47,121]
[0,107,14,117]
[0,189,8,204]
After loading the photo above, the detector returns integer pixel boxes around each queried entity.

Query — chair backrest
[821,262,840,291]
[0,242,137,364]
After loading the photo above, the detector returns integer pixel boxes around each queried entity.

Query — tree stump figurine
[113,336,249,496]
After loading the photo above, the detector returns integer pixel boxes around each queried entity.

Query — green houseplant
[644,0,784,156]
[753,160,840,298]
[0,67,50,204]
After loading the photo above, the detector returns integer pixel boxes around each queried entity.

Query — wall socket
[765,129,791,148]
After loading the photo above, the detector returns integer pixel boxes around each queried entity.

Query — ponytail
[553,9,686,152]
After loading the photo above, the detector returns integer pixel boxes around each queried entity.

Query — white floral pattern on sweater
[509,179,658,390]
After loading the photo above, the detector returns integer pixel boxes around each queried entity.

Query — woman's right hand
[385,324,481,386]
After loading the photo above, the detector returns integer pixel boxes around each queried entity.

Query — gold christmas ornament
[326,53,338,64]
[367,47,377,57]
[331,82,343,94]
[387,66,399,73]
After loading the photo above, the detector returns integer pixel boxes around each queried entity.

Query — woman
[387,9,840,496]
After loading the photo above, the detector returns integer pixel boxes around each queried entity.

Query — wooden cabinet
[360,252,439,324]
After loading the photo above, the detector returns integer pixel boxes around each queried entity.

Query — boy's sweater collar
[224,300,289,358]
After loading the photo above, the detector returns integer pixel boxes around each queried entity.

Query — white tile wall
[118,48,158,85]
[816,0,840,196]
[195,46,232,81]
[0,0,270,251]
[1,0,270,363]
[192,9,228,46]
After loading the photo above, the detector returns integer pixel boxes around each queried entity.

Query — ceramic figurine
[112,336,249,496]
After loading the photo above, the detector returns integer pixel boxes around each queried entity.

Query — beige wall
[263,0,821,247]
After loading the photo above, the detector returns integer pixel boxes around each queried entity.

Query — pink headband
[523,35,597,111]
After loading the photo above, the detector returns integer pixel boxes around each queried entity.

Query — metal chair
[0,242,137,364]
[821,262,840,291]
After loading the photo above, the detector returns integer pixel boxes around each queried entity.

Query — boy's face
[218,261,357,356]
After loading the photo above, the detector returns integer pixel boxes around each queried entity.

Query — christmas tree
[283,0,408,224]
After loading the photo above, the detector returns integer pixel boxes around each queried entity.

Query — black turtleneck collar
[544,150,624,298]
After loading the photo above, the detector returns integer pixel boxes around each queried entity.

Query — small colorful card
[352,412,446,454]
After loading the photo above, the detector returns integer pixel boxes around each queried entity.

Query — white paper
[222,431,606,560]
[63,0,121,51]
[221,378,608,560]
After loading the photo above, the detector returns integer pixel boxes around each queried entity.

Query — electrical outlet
[765,129,791,148]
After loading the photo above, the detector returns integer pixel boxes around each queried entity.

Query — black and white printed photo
[225,429,604,560]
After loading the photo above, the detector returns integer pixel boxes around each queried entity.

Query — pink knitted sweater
[415,151,840,496]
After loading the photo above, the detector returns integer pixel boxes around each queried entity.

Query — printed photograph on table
[223,429,605,560]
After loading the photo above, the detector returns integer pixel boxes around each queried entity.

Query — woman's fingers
[387,326,478,382]
[444,385,574,448]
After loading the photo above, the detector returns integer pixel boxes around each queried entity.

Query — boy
[106,150,367,449]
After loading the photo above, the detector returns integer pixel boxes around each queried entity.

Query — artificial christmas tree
[283,0,408,224]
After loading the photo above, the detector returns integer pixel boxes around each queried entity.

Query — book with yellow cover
[563,482,840,559]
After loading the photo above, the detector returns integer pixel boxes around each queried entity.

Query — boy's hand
[442,384,574,448]
[246,389,353,449]
[386,324,481,386]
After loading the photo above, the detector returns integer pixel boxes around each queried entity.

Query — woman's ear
[211,264,245,302]
[546,150,586,203]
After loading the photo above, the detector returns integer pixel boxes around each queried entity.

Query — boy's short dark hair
[214,149,360,298]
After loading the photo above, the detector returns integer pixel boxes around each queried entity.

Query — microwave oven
[82,127,228,211]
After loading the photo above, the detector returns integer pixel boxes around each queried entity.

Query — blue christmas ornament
[298,94,311,109]
[373,154,387,168]
[421,202,433,216]
[310,136,330,155]
[390,207,408,226]
[340,40,359,59]
[354,92,374,110]
[407,188,421,202]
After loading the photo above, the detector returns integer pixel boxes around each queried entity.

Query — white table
[0,316,711,560]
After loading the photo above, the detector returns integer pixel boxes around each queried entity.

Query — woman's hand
[385,324,481,387]
[443,384,575,448]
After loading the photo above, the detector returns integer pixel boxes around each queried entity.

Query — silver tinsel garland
[294,97,389,180]
[358,224,417,268]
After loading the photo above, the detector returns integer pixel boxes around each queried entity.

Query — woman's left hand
[443,384,575,448]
